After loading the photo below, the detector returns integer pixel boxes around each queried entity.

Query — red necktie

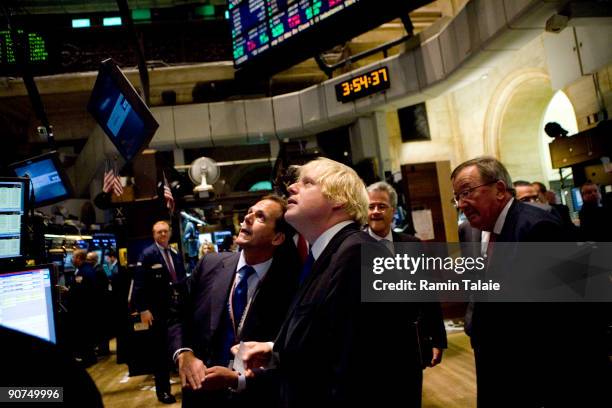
[296,234,308,265]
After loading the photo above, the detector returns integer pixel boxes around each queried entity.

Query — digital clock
[335,66,390,103]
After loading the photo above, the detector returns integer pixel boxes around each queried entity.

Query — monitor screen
[9,151,73,208]
[199,232,213,246]
[63,251,75,272]
[0,177,28,265]
[230,0,429,77]
[571,187,584,212]
[213,230,233,252]
[0,264,57,344]
[88,58,159,162]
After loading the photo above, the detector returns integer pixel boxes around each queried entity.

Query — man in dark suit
[366,181,447,406]
[453,156,609,407]
[168,195,299,406]
[133,220,187,404]
[579,181,612,241]
[239,158,415,407]
[68,249,100,367]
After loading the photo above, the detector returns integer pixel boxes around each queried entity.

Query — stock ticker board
[229,0,429,78]
[0,30,49,66]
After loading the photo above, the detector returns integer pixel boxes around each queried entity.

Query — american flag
[163,172,175,212]
[103,161,123,197]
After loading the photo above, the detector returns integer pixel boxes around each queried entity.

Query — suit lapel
[209,254,239,335]
[275,223,359,346]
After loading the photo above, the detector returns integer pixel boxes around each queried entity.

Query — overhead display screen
[229,0,429,77]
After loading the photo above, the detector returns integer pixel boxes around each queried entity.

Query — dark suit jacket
[168,251,299,365]
[392,231,421,242]
[133,243,187,318]
[459,200,609,406]
[168,251,299,406]
[392,231,447,351]
[268,223,422,407]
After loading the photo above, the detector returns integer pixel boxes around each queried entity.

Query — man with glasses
[512,180,540,203]
[452,156,607,407]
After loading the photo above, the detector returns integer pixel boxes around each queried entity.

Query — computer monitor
[571,187,584,212]
[87,58,159,162]
[9,151,73,208]
[198,232,213,246]
[63,251,75,272]
[0,177,28,267]
[213,230,233,252]
[0,264,58,344]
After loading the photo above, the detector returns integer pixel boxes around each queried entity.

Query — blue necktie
[298,251,315,285]
[232,265,256,326]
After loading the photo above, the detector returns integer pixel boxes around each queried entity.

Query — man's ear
[271,232,285,247]
[495,180,508,197]
[331,201,345,211]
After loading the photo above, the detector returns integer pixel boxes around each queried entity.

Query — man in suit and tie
[238,158,418,407]
[168,195,299,406]
[133,220,187,404]
[366,181,447,405]
[68,249,99,367]
[453,156,609,407]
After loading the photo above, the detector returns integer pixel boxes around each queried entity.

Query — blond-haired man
[238,158,408,407]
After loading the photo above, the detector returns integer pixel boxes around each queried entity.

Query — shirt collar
[493,197,514,235]
[311,220,353,260]
[367,227,393,242]
[155,242,172,253]
[236,250,273,281]
[481,197,514,243]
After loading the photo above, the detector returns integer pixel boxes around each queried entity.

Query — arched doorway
[539,90,579,183]
[484,69,577,186]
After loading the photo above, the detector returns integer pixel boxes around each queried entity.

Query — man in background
[133,220,187,404]
[512,180,540,203]
[86,251,111,356]
[366,181,447,406]
[579,181,612,241]
[68,249,98,367]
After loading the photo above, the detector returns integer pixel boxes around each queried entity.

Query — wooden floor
[89,331,475,408]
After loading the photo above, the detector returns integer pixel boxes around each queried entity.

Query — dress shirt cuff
[235,372,246,392]
[173,347,194,363]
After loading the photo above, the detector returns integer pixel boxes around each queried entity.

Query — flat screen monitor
[0,264,58,344]
[87,58,159,162]
[213,230,233,252]
[63,251,74,271]
[9,151,73,208]
[199,232,213,246]
[571,187,584,212]
[0,177,28,266]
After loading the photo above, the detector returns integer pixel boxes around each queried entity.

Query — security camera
[545,14,568,33]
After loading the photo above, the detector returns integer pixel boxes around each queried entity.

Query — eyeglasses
[452,181,497,207]
[368,203,391,211]
[518,195,538,203]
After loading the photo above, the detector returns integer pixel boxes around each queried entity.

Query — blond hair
[299,157,369,225]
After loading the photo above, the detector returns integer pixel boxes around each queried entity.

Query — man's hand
[430,347,443,367]
[178,351,207,389]
[140,310,154,326]
[231,341,272,372]
[201,366,239,391]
